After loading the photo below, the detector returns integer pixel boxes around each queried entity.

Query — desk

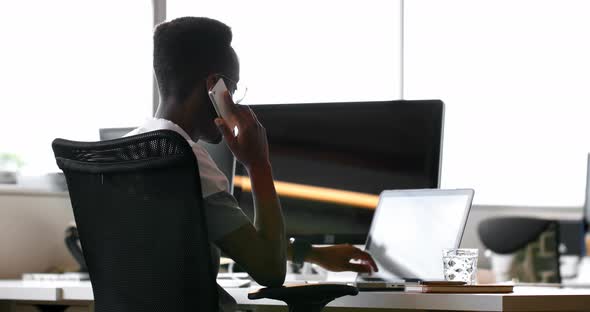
[0,280,92,312]
[0,281,61,301]
[2,280,590,311]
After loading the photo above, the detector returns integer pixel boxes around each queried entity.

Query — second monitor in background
[585,153,590,234]
[236,100,445,244]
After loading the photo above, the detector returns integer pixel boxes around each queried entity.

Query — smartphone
[208,78,238,135]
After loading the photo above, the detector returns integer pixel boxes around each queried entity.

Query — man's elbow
[255,270,286,287]
[252,259,286,287]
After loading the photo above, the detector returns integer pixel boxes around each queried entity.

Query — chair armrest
[248,283,358,305]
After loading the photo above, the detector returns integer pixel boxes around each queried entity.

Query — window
[167,0,402,104]
[4,1,587,207]
[405,0,590,206]
[0,1,153,175]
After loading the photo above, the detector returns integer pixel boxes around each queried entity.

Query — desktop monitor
[585,154,590,232]
[561,154,590,257]
[235,100,445,244]
[553,154,589,257]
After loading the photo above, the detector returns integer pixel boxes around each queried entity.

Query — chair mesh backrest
[52,130,218,312]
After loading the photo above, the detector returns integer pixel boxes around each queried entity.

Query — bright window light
[0,1,153,174]
[3,1,587,208]
[167,0,402,104]
[405,0,590,206]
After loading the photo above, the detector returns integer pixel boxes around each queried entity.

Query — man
[129,16,377,311]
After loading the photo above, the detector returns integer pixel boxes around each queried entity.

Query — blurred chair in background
[479,217,561,283]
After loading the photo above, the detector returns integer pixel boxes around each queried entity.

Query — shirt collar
[141,118,195,143]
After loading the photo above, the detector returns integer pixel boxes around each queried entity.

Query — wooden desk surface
[230,286,590,311]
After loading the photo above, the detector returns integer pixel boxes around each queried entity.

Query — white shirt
[127,118,227,197]
[126,118,250,312]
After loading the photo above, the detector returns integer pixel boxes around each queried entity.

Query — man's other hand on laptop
[307,244,378,273]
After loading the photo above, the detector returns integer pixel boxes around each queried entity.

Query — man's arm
[214,94,286,287]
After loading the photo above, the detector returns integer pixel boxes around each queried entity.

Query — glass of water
[442,248,478,284]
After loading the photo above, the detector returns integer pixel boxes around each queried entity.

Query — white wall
[0,190,77,278]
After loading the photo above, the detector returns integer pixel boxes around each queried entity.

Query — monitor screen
[235,100,445,243]
[585,154,590,231]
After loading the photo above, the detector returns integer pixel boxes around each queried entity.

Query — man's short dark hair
[153,17,236,100]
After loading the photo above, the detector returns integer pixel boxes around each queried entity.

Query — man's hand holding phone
[213,90,270,171]
[211,80,286,284]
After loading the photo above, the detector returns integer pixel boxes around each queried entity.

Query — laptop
[356,189,474,290]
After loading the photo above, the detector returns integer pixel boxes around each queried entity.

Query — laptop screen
[361,189,474,281]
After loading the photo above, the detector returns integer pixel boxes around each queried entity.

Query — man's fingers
[215,118,235,140]
[223,91,239,114]
[352,250,379,272]
[362,259,378,273]
[231,105,260,133]
[345,262,373,274]
[246,106,261,123]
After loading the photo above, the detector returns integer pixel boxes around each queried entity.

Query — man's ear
[205,73,218,91]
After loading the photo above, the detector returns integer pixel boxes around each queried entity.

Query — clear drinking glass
[442,248,478,284]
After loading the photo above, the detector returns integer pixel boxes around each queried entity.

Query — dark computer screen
[585,154,590,232]
[235,100,445,244]
[559,155,589,257]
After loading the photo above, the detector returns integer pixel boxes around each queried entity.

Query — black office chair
[478,217,561,283]
[53,130,218,312]
[53,129,358,312]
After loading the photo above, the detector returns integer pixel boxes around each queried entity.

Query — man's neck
[155,98,200,141]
